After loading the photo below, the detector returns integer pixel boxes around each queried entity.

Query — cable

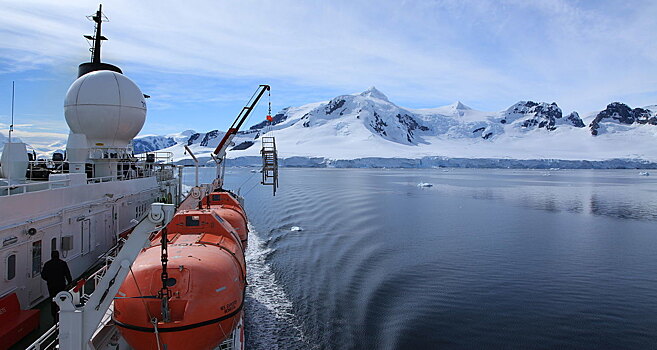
[237,85,266,133]
[242,180,260,197]
[236,170,258,194]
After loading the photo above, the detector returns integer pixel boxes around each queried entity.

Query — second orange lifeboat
[114,191,248,350]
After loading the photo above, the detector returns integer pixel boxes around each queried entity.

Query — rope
[152,318,162,350]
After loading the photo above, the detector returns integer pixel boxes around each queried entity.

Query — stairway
[260,136,279,195]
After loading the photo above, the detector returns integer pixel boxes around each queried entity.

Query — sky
[0,0,656,148]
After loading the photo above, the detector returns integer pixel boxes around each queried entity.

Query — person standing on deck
[41,250,72,322]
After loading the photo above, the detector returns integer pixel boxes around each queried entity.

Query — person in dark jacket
[41,250,72,322]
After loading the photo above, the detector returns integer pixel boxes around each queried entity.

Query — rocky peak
[560,111,585,128]
[589,102,657,135]
[249,107,290,130]
[200,130,221,146]
[502,101,563,131]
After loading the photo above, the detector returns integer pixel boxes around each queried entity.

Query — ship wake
[244,224,310,349]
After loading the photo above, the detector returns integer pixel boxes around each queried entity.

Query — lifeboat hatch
[186,215,200,226]
[208,192,242,208]
[149,267,190,295]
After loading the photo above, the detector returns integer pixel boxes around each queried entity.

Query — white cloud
[0,0,655,115]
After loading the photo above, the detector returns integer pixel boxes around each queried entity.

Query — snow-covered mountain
[133,136,175,154]
[17,87,655,166]
[588,102,657,135]
[143,87,657,165]
[6,87,657,166]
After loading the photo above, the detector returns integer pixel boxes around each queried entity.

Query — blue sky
[1,0,656,148]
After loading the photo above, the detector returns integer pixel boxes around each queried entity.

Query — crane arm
[213,84,270,159]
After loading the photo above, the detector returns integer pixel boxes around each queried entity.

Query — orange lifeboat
[205,191,249,248]
[114,191,248,350]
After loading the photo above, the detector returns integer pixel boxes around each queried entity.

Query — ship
[21,5,278,350]
[0,5,180,349]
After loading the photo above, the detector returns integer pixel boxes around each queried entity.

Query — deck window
[186,215,200,226]
[7,254,16,280]
[32,240,42,277]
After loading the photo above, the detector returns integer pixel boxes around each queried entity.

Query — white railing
[135,151,174,164]
[1,162,176,197]
[27,159,66,174]
[0,179,70,196]
[25,324,58,350]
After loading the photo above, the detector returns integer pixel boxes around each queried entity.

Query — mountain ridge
[133,87,657,164]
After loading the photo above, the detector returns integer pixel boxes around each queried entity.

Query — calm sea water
[188,167,657,349]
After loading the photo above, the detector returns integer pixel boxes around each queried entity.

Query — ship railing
[27,159,67,175]
[0,178,71,196]
[87,146,134,160]
[1,162,176,196]
[25,323,58,350]
[135,151,174,163]
[85,162,176,183]
[86,175,122,183]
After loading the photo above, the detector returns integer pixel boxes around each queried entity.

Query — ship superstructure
[20,5,278,350]
[41,84,276,350]
[0,5,179,348]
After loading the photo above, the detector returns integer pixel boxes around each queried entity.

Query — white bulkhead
[0,142,28,182]
[66,133,88,173]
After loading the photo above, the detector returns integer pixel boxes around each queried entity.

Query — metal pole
[92,5,102,63]
[7,81,14,186]
[177,165,183,207]
[9,81,13,143]
[183,145,199,187]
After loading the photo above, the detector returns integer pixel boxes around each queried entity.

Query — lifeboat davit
[114,191,248,350]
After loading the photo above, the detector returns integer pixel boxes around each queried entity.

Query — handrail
[135,151,174,163]
[25,323,59,350]
[0,179,71,196]
[1,162,177,197]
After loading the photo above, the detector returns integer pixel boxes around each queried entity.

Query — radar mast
[77,4,123,77]
[85,4,108,64]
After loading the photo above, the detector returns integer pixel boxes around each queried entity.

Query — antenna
[9,81,14,144]
[6,81,14,185]
[78,4,121,77]
[85,4,109,64]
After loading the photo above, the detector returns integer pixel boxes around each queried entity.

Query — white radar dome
[64,70,146,148]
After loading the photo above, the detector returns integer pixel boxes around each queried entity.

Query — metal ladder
[260,136,279,195]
